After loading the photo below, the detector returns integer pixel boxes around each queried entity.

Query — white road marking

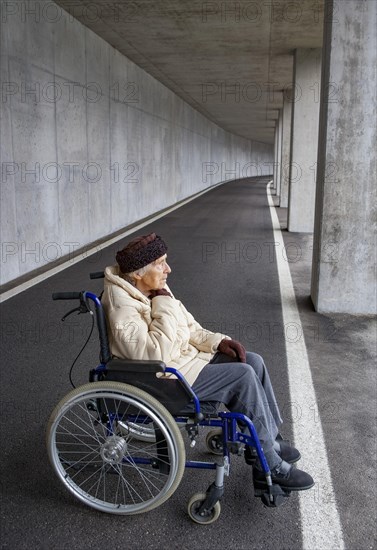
[267,183,345,550]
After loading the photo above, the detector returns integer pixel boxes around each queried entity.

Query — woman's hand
[148,289,172,299]
[218,338,246,363]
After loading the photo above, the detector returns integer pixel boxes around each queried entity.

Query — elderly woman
[102,233,314,492]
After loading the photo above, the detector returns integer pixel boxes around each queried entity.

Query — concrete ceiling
[55,0,325,144]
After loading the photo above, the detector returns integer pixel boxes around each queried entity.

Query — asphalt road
[1,177,375,550]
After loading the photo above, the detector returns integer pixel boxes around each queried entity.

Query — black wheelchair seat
[97,357,219,417]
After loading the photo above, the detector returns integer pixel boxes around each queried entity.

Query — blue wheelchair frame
[50,287,286,520]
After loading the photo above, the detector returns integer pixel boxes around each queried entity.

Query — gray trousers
[192,351,283,453]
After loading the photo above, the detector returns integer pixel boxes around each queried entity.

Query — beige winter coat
[101,266,228,386]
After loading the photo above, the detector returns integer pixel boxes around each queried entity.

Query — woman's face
[135,255,171,294]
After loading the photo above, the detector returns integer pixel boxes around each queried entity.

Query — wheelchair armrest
[103,358,194,415]
[107,358,166,374]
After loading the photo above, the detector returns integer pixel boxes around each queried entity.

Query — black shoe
[246,442,301,465]
[253,461,314,491]
[276,441,301,464]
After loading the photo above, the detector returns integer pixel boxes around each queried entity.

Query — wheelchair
[46,274,292,524]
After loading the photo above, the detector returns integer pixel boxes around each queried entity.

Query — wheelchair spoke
[62,448,102,475]
[110,463,145,504]
[71,461,104,486]
[83,402,106,444]
[56,409,106,447]
[123,455,166,497]
[47,382,185,514]
[56,427,100,454]
[94,465,108,502]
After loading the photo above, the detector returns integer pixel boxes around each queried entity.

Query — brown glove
[148,288,172,299]
[218,338,247,363]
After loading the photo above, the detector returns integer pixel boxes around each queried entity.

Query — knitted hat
[116,233,167,274]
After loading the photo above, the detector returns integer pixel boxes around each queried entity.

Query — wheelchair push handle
[90,271,104,279]
[52,290,112,365]
[52,292,82,300]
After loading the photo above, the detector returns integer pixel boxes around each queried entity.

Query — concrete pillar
[275,110,283,201]
[311,0,377,314]
[287,48,322,232]
[272,124,279,193]
[280,97,292,208]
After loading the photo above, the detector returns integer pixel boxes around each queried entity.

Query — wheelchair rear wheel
[46,381,186,515]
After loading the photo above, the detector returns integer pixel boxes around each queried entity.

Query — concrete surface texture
[274,109,283,199]
[279,97,292,208]
[52,0,325,144]
[2,1,375,315]
[311,0,377,314]
[0,177,375,549]
[0,2,273,287]
[288,48,322,233]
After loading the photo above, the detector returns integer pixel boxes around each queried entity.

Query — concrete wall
[0,1,273,287]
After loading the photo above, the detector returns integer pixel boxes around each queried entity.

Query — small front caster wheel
[187,492,221,524]
[205,428,223,455]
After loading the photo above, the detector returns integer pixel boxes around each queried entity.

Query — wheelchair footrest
[254,484,291,508]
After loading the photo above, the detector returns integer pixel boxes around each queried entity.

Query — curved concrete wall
[0,2,273,287]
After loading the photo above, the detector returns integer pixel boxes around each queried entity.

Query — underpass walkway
[0,177,375,550]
